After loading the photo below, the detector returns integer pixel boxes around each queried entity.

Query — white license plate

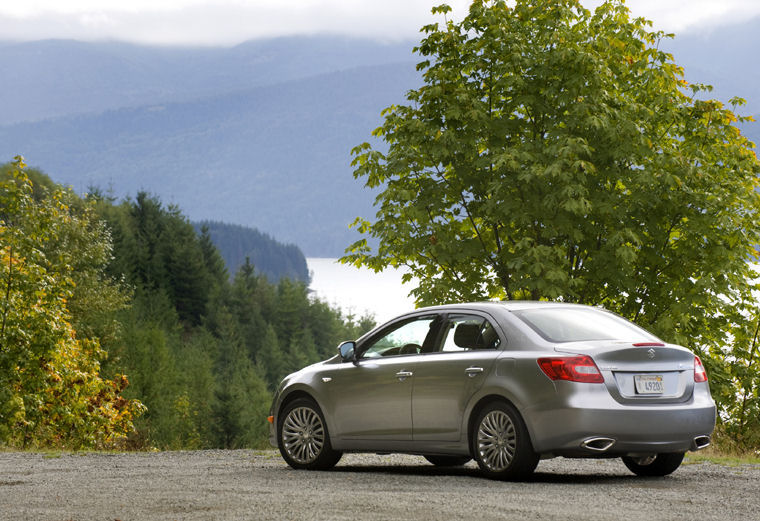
[634,375,664,394]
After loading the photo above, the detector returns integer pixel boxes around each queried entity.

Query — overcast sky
[1,0,758,46]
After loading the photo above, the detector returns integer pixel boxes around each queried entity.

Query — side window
[440,315,501,352]
[361,316,439,358]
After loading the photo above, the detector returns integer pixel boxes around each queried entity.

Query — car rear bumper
[525,387,716,456]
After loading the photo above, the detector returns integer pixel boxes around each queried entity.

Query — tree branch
[738,312,760,433]
[0,243,13,350]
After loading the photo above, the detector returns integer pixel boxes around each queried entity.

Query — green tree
[211,307,271,448]
[345,0,759,338]
[116,317,179,447]
[343,0,760,450]
[175,330,218,449]
[257,324,286,389]
[708,305,760,450]
[0,158,143,448]
[198,224,228,292]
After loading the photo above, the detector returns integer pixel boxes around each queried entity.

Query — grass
[42,451,64,459]
[684,447,760,466]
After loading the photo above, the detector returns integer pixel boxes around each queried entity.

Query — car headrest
[454,323,481,349]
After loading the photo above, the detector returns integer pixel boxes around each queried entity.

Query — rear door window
[439,314,501,352]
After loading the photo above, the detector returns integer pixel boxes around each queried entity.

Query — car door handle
[465,366,484,377]
[396,370,414,381]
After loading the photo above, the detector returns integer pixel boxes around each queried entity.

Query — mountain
[0,37,415,124]
[0,55,420,256]
[195,220,309,283]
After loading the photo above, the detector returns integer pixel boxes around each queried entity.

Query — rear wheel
[423,455,471,467]
[622,452,684,477]
[277,397,342,470]
[471,401,539,480]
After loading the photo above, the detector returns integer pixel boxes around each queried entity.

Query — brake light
[694,356,708,383]
[633,342,665,347]
[537,355,604,383]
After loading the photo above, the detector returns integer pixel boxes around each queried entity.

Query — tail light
[694,355,708,383]
[537,355,604,383]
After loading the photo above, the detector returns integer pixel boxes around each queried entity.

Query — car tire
[621,452,685,477]
[423,455,472,467]
[277,397,342,470]
[471,401,539,480]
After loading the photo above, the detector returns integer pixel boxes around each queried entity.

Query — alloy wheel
[282,406,325,465]
[477,409,517,472]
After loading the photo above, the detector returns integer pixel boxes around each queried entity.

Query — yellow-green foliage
[0,157,144,449]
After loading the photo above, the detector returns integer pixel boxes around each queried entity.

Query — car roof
[413,301,593,314]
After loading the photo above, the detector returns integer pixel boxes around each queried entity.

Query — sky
[307,258,416,324]
[0,0,759,46]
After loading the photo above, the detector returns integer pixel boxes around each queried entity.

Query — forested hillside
[193,220,309,283]
[0,61,419,255]
[0,161,374,449]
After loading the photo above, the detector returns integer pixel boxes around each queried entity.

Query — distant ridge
[194,220,309,283]
[0,36,416,125]
[0,59,420,256]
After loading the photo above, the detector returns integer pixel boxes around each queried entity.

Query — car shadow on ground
[327,463,647,485]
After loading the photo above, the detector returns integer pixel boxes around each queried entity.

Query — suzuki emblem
[647,348,656,359]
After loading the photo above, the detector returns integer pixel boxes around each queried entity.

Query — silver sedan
[268,302,716,480]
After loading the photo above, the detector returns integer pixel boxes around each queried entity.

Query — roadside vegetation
[684,445,760,466]
[1,158,374,450]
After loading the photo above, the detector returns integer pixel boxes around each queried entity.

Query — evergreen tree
[257,325,286,390]
[212,308,270,448]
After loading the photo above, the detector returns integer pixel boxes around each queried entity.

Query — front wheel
[622,453,685,477]
[471,401,539,480]
[277,397,342,470]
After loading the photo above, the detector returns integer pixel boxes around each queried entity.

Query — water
[306,257,417,325]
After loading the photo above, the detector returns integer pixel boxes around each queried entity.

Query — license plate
[634,375,664,394]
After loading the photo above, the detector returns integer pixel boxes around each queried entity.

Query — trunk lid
[554,340,695,404]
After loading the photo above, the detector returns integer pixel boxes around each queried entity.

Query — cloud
[0,1,472,45]
[623,0,760,33]
[0,0,758,46]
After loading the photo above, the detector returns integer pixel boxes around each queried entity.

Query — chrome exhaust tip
[581,437,616,452]
[693,435,711,450]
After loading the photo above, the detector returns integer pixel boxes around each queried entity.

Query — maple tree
[0,157,143,448]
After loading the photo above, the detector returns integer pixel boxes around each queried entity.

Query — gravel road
[0,450,757,521]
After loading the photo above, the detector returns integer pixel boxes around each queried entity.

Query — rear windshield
[512,307,660,343]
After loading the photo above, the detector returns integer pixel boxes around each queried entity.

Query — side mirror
[338,341,357,363]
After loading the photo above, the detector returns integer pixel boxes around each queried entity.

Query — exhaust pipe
[693,435,711,450]
[581,437,616,452]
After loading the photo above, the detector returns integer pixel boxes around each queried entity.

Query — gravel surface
[0,450,757,520]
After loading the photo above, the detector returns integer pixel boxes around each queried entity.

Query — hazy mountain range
[0,25,757,256]
[0,36,419,256]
